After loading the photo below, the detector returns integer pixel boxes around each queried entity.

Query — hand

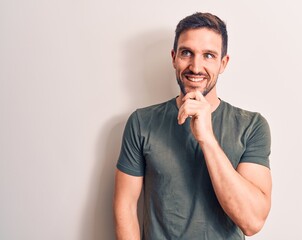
[177,91,214,143]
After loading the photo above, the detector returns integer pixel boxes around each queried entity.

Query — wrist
[198,133,218,148]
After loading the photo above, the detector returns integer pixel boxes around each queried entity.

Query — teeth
[187,77,204,82]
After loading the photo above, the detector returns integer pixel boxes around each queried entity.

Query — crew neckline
[171,97,224,118]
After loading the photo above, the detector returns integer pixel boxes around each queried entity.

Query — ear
[171,50,176,69]
[219,54,230,74]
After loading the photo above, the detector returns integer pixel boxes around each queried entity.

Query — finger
[178,102,200,124]
[177,111,189,125]
[178,104,190,124]
[182,91,204,102]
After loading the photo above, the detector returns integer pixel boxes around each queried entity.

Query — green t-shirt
[117,98,271,240]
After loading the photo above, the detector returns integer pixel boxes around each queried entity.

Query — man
[114,12,272,240]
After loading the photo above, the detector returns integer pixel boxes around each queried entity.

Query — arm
[178,91,272,236]
[200,138,272,236]
[113,169,143,240]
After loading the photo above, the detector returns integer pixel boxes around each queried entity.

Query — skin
[114,28,272,239]
[114,170,142,240]
[173,28,227,98]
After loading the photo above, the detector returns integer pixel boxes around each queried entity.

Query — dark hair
[173,12,228,58]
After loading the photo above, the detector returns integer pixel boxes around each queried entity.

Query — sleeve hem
[116,163,144,177]
[240,157,270,169]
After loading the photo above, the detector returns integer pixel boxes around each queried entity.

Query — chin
[184,87,205,94]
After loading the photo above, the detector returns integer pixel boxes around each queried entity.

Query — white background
[1,0,301,239]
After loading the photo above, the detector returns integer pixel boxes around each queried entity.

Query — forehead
[177,28,223,54]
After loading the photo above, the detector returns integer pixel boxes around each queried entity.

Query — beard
[176,74,217,97]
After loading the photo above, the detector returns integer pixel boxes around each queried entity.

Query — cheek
[176,62,188,74]
[208,65,221,75]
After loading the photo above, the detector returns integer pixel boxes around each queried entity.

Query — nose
[189,55,204,74]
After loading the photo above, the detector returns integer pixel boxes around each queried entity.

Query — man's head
[173,12,228,59]
[172,12,229,97]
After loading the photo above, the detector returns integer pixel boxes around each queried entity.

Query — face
[172,28,229,98]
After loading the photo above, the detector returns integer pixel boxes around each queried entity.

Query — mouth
[184,74,207,82]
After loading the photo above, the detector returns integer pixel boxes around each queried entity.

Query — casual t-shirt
[117,98,271,240]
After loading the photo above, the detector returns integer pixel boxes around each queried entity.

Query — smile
[186,76,206,82]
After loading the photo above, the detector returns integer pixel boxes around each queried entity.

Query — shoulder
[133,98,177,123]
[136,98,176,116]
[124,98,176,131]
[218,100,271,145]
[220,100,269,128]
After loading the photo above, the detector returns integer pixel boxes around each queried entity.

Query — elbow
[239,203,271,236]
[241,218,265,236]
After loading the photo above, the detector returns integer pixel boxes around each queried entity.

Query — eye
[180,50,192,57]
[204,53,215,59]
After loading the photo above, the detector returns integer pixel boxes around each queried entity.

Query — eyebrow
[178,46,193,52]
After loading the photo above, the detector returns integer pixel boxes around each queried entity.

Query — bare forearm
[114,205,140,240]
[199,137,271,236]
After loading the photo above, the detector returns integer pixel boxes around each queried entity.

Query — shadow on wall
[122,29,179,108]
[79,29,178,240]
[98,116,127,240]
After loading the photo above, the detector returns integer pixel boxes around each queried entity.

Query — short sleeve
[240,114,271,168]
[116,111,145,176]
